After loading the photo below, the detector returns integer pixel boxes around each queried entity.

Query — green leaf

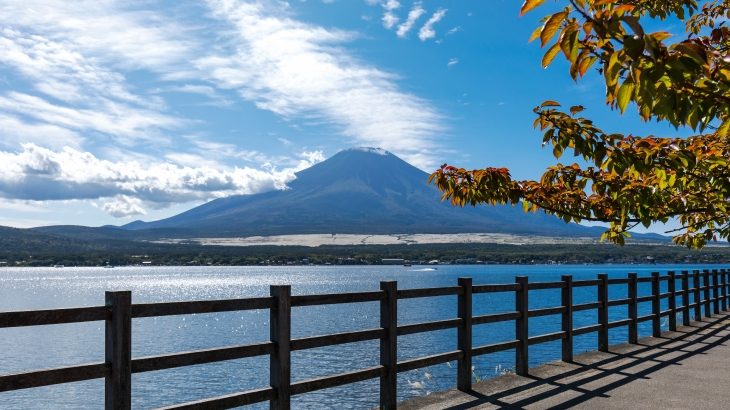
[617,80,635,113]
[717,119,730,137]
[605,52,621,88]
[559,27,579,62]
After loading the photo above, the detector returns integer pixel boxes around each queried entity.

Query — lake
[0,264,720,409]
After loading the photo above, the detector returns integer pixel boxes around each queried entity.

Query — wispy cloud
[396,3,426,38]
[0,0,194,73]
[0,28,152,106]
[446,26,461,36]
[0,0,445,168]
[277,137,294,146]
[200,0,443,168]
[0,16,188,148]
[418,8,447,41]
[381,0,401,29]
[0,0,447,221]
[0,92,182,146]
[0,114,83,150]
[154,84,235,107]
[447,58,459,67]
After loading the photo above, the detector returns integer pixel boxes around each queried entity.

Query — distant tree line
[3,243,729,267]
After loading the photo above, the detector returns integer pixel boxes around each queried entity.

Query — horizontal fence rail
[1,268,729,409]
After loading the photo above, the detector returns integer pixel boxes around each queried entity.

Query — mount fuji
[120,147,601,238]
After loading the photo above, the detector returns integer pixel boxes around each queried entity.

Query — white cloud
[164,84,217,96]
[181,139,292,166]
[0,144,324,216]
[277,137,294,146]
[155,84,235,107]
[103,195,146,218]
[446,26,461,36]
[396,3,426,38]
[383,12,400,29]
[0,0,446,169]
[0,25,187,149]
[381,0,401,29]
[0,29,147,106]
[0,0,448,227]
[0,114,83,150]
[0,0,194,73]
[418,8,447,41]
[0,92,182,146]
[447,58,459,67]
[200,0,443,168]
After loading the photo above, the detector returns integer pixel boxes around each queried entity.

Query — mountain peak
[122,147,597,238]
[343,147,392,156]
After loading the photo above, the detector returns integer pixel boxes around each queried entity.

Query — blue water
[0,264,722,409]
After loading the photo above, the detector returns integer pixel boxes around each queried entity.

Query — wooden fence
[1,268,729,409]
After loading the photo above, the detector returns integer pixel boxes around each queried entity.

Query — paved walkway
[401,312,730,409]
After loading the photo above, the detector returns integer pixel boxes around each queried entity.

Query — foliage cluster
[431,0,730,248]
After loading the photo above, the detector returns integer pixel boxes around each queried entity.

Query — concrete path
[400,312,730,409]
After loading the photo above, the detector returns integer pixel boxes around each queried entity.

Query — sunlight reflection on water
[0,264,714,409]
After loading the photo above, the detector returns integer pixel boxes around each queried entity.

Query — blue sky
[0,0,687,229]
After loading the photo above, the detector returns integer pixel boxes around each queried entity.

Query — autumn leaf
[542,42,561,68]
[570,105,585,115]
[520,0,546,16]
[432,0,730,249]
[541,11,567,47]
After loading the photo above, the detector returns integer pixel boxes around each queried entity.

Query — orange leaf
[520,0,546,16]
[542,42,561,68]
[541,11,567,47]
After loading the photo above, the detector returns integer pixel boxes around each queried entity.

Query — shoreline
[152,232,656,247]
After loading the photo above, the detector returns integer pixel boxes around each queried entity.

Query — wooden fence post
[651,272,661,337]
[628,273,638,344]
[105,291,132,410]
[668,271,676,332]
[681,271,690,326]
[270,285,291,410]
[457,277,472,392]
[703,269,711,318]
[725,269,730,308]
[722,269,730,308]
[693,270,702,321]
[598,274,609,352]
[720,269,727,311]
[720,269,727,310]
[712,269,720,314]
[561,275,573,362]
[380,281,397,410]
[515,276,529,376]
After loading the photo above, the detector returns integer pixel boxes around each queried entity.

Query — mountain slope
[123,148,603,237]
[0,225,140,255]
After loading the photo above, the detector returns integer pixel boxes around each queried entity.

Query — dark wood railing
[1,268,729,409]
